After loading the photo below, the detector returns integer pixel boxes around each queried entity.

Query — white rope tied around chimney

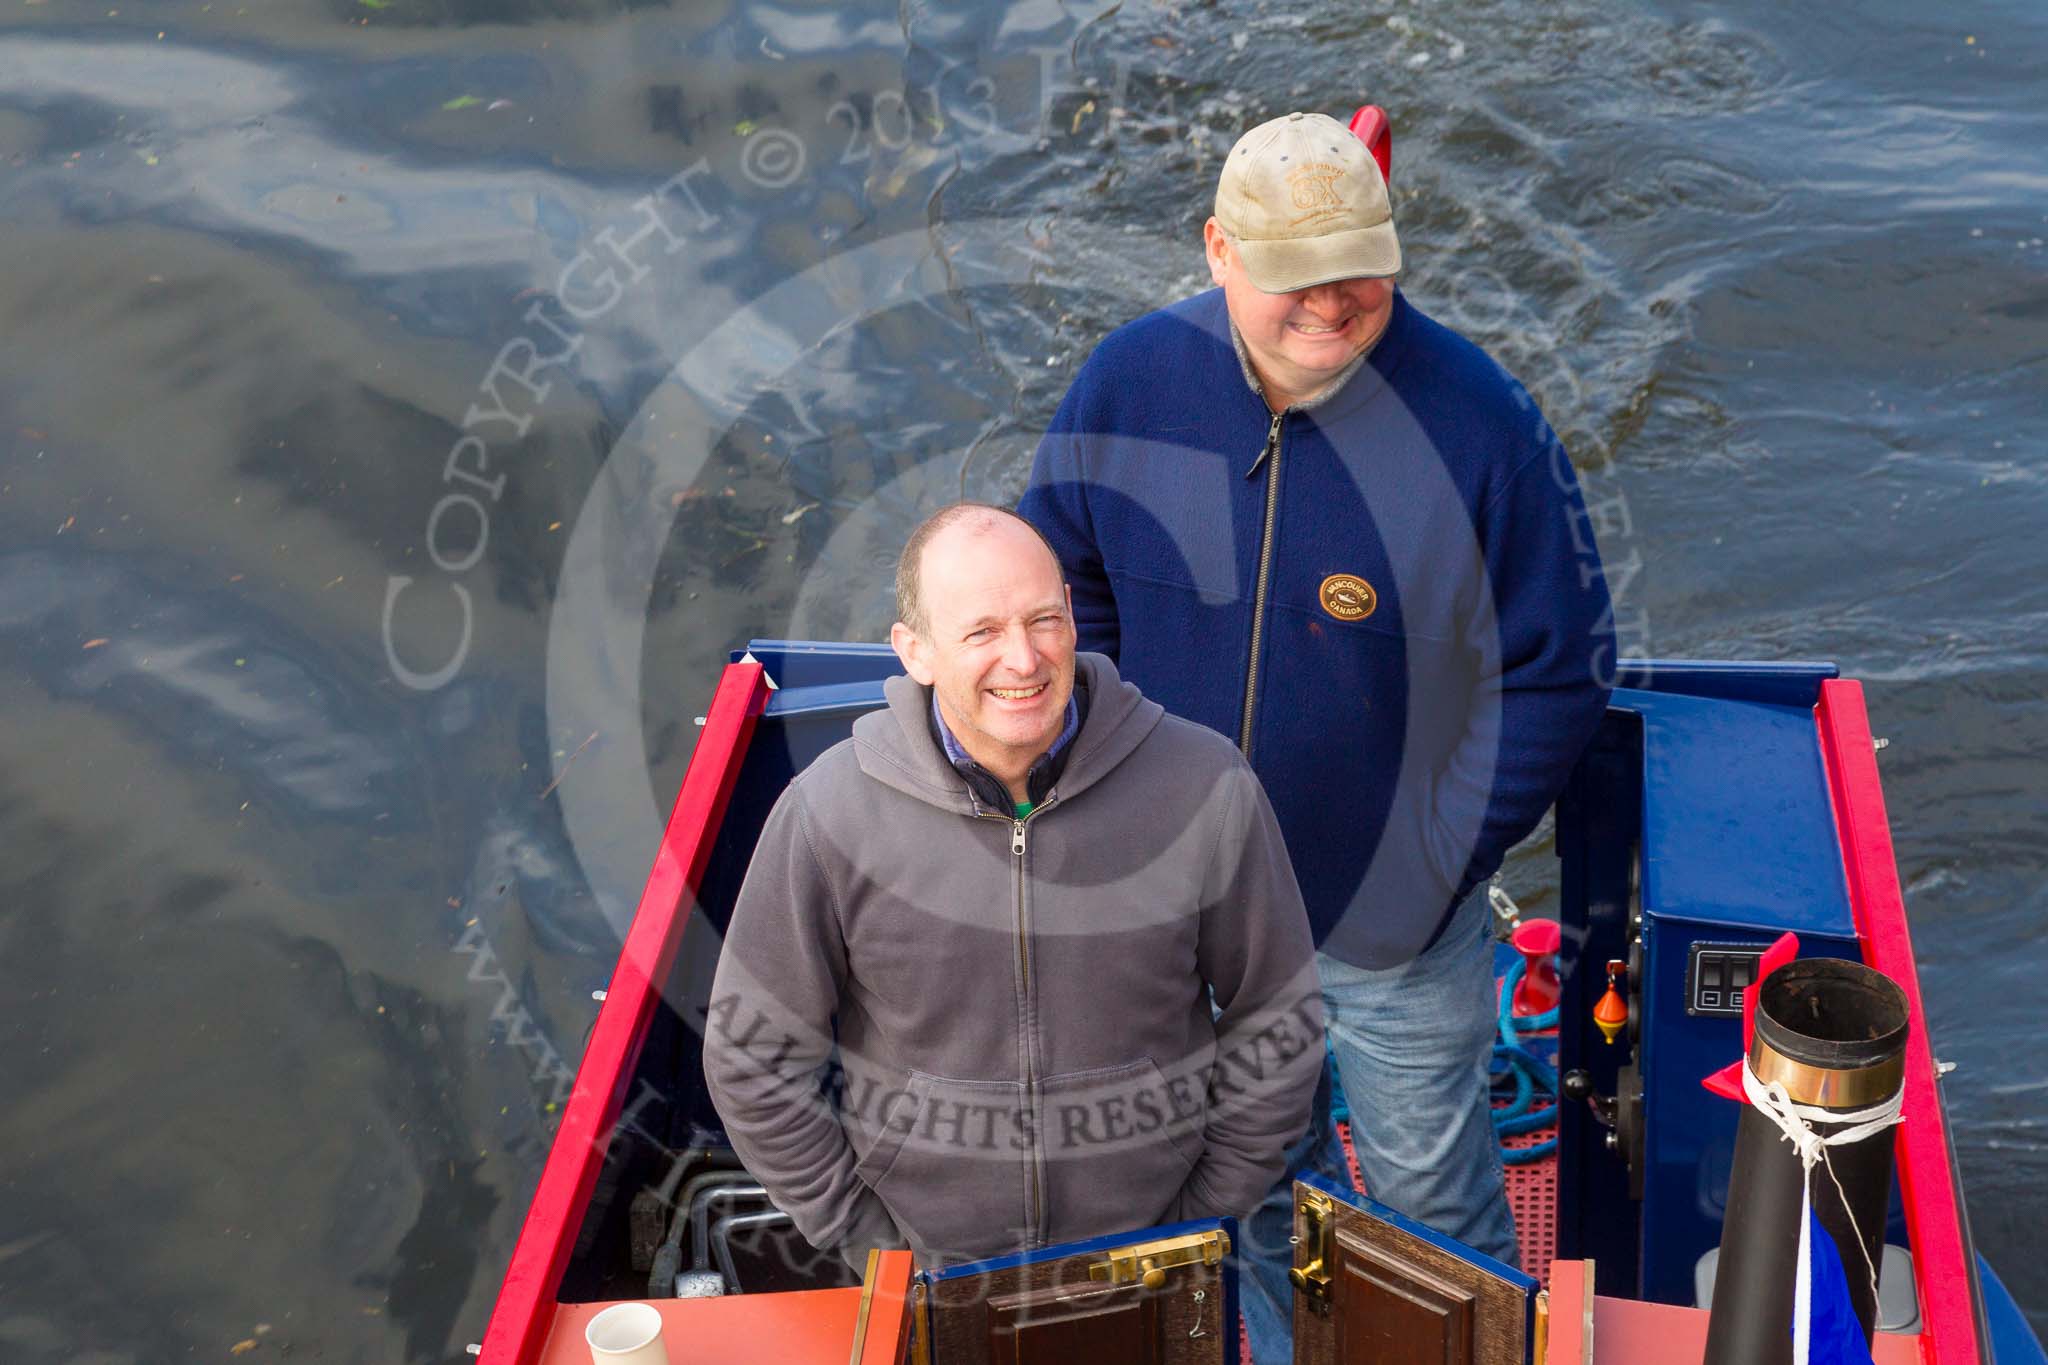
[1741,1059,1904,1365]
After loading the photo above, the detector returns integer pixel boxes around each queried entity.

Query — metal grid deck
[1499,1109,1560,1289]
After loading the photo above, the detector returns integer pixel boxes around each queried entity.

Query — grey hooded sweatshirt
[703,652,1322,1268]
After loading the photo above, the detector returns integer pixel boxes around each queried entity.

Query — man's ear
[1202,217,1230,287]
[891,621,936,685]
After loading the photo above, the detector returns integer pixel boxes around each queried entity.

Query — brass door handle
[1289,1257,1330,1294]
[1294,1191,1335,1316]
[1086,1229,1232,1288]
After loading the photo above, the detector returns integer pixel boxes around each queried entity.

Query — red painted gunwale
[479,660,771,1365]
[1817,678,1983,1365]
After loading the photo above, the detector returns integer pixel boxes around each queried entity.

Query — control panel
[1686,943,1766,1017]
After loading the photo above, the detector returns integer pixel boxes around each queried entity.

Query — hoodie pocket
[856,1071,1033,1264]
[1040,1057,1207,1241]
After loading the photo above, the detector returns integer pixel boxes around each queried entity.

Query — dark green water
[1,0,2042,1358]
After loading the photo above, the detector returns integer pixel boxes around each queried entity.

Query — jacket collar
[1227,319,1374,411]
[929,684,1084,812]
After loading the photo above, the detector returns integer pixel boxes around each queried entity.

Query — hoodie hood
[852,651,1162,814]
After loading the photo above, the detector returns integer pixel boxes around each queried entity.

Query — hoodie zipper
[981,798,1056,1242]
[1239,409,1285,758]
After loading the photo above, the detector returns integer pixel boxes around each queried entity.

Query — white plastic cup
[584,1302,671,1364]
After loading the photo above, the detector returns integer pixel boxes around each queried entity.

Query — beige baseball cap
[1214,111,1402,293]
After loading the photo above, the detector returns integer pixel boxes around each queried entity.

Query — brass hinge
[1087,1228,1232,1289]
[1290,1190,1334,1316]
[907,1279,931,1365]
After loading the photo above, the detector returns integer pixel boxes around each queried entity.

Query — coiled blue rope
[1493,956,1560,1163]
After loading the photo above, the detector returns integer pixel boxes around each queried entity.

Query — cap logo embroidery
[1318,573,1377,622]
[1286,162,1347,224]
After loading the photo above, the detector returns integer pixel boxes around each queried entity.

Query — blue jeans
[1239,891,1516,1363]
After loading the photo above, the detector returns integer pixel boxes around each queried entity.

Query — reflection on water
[1,0,2044,1356]
[0,550,405,816]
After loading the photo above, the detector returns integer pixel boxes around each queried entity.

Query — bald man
[704,502,1321,1269]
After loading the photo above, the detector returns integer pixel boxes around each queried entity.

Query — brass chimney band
[1749,1036,1905,1110]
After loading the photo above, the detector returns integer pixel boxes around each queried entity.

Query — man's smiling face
[891,512,1076,791]
[1206,218,1395,409]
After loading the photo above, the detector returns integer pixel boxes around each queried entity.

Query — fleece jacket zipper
[1240,409,1285,758]
[981,798,1056,1244]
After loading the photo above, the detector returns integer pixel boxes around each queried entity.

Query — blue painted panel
[1982,1253,2048,1364]
[1612,658,1838,708]
[763,679,888,717]
[735,638,901,688]
[1623,689,1854,939]
[652,693,890,1146]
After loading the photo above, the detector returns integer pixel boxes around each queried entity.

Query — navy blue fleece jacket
[1019,288,1614,967]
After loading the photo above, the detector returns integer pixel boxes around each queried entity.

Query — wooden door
[1289,1176,1536,1365]
[916,1217,1235,1365]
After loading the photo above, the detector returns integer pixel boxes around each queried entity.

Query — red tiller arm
[1347,104,1392,187]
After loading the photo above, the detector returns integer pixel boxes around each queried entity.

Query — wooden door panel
[988,1282,1162,1365]
[1291,1179,1531,1365]
[1330,1234,1474,1365]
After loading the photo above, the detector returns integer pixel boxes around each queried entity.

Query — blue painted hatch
[1624,686,1854,940]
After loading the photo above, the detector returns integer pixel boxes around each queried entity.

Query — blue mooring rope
[1493,956,1560,1163]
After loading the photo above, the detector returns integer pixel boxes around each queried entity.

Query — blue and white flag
[1795,1203,1875,1365]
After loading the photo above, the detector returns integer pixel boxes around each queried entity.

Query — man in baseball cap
[1206,111,1402,410]
[1022,109,1615,1360]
